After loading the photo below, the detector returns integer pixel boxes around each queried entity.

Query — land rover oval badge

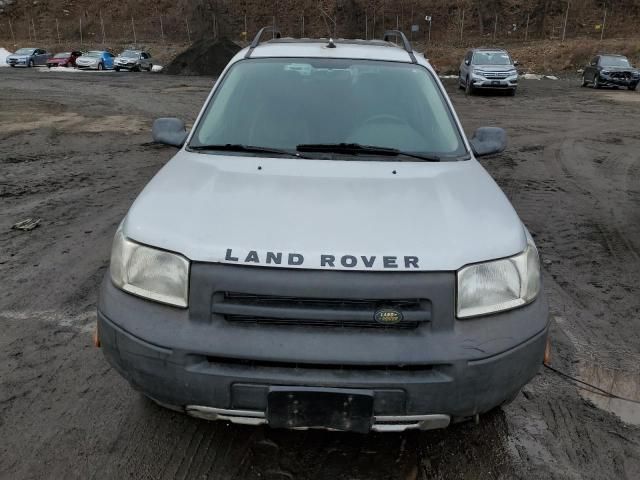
[374,308,403,325]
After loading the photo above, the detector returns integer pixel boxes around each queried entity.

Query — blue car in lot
[75,50,115,70]
[6,47,52,67]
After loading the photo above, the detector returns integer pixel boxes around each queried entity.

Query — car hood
[77,57,97,62]
[601,66,638,72]
[473,64,515,71]
[123,151,527,271]
[8,55,28,59]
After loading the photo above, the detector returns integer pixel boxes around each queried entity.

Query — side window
[591,57,598,66]
[465,51,472,64]
[141,53,148,59]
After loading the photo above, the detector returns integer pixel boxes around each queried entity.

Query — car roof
[599,53,627,57]
[240,38,424,64]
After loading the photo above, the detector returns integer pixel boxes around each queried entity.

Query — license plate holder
[267,387,374,433]
[492,80,501,86]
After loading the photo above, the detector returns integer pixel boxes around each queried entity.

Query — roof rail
[383,30,417,64]
[245,26,282,59]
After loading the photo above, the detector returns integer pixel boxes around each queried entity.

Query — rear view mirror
[470,127,507,157]
[152,117,188,147]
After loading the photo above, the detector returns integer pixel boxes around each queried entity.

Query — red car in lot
[47,51,82,68]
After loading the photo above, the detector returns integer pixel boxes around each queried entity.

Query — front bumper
[471,76,518,89]
[98,265,549,432]
[7,58,28,66]
[115,61,138,69]
[599,74,639,87]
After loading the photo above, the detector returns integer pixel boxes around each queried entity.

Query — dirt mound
[165,38,241,76]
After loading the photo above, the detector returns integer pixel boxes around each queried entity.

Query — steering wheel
[362,114,408,126]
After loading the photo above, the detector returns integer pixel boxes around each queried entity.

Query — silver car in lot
[459,48,519,95]
[5,47,51,67]
[97,30,548,433]
[75,51,115,70]
[114,50,153,71]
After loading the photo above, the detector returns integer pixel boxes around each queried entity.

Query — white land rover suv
[97,29,548,433]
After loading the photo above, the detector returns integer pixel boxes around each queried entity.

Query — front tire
[507,88,516,96]
[581,75,588,87]
[114,67,120,72]
[593,75,600,89]
[629,83,638,91]
[147,63,153,72]
[98,62,104,71]
[28,59,34,68]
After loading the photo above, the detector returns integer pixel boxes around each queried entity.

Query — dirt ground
[1,68,639,480]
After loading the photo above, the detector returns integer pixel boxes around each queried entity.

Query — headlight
[110,229,190,307]
[601,70,610,75]
[457,233,540,318]
[472,69,484,77]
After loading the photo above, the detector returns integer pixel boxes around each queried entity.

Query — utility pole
[185,17,191,43]
[365,13,368,40]
[493,13,498,41]
[79,17,83,46]
[460,9,465,44]
[601,7,607,41]
[525,12,530,42]
[9,18,15,45]
[131,16,136,44]
[99,10,106,45]
[56,18,61,44]
[561,0,570,42]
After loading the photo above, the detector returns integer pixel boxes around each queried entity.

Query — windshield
[600,56,631,68]
[120,50,139,58]
[85,51,102,58]
[472,51,512,66]
[54,52,70,58]
[190,58,467,159]
[15,48,35,55]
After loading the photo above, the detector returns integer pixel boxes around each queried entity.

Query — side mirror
[513,60,519,66]
[470,127,507,157]
[152,117,188,147]
[464,59,470,66]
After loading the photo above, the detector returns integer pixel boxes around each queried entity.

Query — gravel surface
[1,69,639,480]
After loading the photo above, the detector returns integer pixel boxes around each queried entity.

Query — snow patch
[151,64,164,72]
[439,74,458,79]
[0,47,13,67]
[522,73,543,80]
[544,75,559,80]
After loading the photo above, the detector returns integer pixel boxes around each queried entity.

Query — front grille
[482,71,510,79]
[609,72,631,79]
[212,292,431,329]
[205,355,442,372]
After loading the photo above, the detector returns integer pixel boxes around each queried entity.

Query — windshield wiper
[190,144,308,158]
[296,143,442,162]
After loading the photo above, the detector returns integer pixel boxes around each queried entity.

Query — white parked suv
[97,29,548,433]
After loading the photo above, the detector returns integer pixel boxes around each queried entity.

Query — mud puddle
[579,362,640,426]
